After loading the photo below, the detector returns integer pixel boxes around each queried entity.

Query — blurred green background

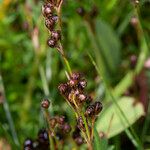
[0,0,150,149]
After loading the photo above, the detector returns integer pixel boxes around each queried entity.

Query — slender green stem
[0,75,19,146]
[63,56,72,75]
[44,110,55,150]
[39,65,50,97]
[89,51,142,148]
[81,112,91,145]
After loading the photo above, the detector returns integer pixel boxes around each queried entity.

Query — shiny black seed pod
[24,138,33,149]
[71,72,81,80]
[51,15,58,22]
[45,18,55,31]
[75,136,84,145]
[94,101,103,115]
[78,94,86,102]
[62,123,71,133]
[86,95,93,104]
[77,117,85,131]
[68,79,78,87]
[38,129,49,145]
[58,83,70,95]
[85,104,95,117]
[57,116,65,125]
[41,98,50,109]
[79,79,87,89]
[51,30,61,41]
[76,7,85,17]
[42,3,53,17]
[47,38,57,48]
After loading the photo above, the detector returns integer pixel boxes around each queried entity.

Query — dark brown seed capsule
[68,79,78,87]
[79,79,87,89]
[77,117,85,131]
[51,15,58,22]
[78,94,86,102]
[76,7,85,17]
[57,116,65,125]
[45,18,55,31]
[71,72,81,80]
[62,123,71,133]
[85,104,95,117]
[24,138,33,148]
[94,101,103,115]
[41,99,50,109]
[58,83,69,95]
[38,129,49,146]
[47,38,57,48]
[86,95,93,104]
[75,136,84,145]
[51,30,61,41]
[42,3,53,17]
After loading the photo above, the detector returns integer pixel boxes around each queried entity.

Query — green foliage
[96,97,145,138]
[0,0,150,149]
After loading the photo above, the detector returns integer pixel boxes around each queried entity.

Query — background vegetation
[0,0,150,149]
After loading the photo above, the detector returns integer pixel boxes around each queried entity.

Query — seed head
[47,38,57,48]
[74,136,84,145]
[24,138,33,149]
[85,104,95,117]
[58,83,70,96]
[78,94,86,102]
[51,30,61,41]
[68,79,78,87]
[71,72,81,81]
[77,116,85,131]
[79,79,87,89]
[94,101,103,115]
[62,123,71,133]
[45,18,55,31]
[38,129,49,144]
[57,116,65,125]
[42,3,53,17]
[41,98,50,109]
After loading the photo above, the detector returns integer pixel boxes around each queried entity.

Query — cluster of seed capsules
[24,128,49,150]
[58,72,103,139]
[42,1,61,48]
[58,72,102,114]
[41,99,71,142]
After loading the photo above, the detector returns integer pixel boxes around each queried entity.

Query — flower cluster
[42,1,61,48]
[49,115,71,136]
[41,98,71,143]
[58,72,102,112]
[58,72,103,143]
[24,129,49,150]
[58,72,90,107]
